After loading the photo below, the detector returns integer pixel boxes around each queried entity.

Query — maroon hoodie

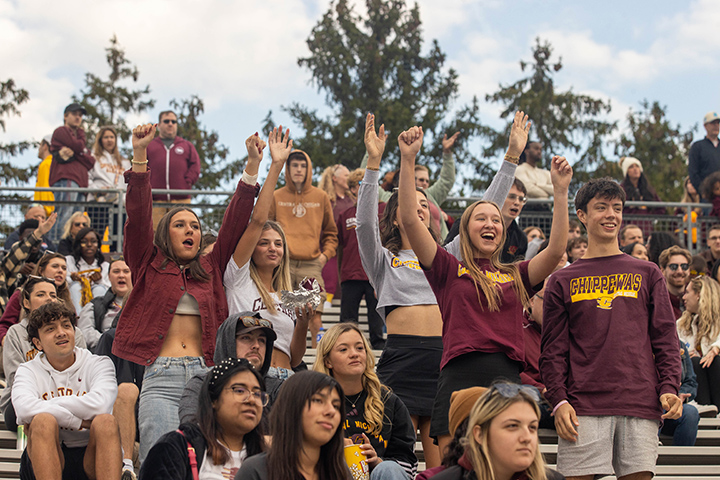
[48,126,95,187]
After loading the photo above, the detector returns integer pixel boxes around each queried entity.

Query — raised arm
[123,124,158,271]
[446,112,530,258]
[231,128,290,268]
[527,155,572,286]
[425,132,459,204]
[356,114,390,280]
[398,127,437,268]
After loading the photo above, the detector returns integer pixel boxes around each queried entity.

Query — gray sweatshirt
[357,162,517,320]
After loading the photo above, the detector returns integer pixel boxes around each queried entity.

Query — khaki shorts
[557,415,659,478]
[289,258,327,313]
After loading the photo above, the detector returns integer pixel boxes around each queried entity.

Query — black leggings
[692,355,720,409]
[340,280,385,348]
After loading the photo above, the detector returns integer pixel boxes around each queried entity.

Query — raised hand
[245,132,267,165]
[550,155,573,191]
[442,132,460,152]
[132,124,157,151]
[398,126,423,158]
[506,111,532,160]
[364,113,388,162]
[36,212,57,237]
[268,126,293,167]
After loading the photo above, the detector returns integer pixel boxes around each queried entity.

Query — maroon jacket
[520,313,545,392]
[0,291,21,344]
[48,126,95,187]
[112,169,257,366]
[146,136,201,201]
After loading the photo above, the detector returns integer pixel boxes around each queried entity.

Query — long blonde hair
[319,164,352,205]
[458,201,530,311]
[313,323,385,436]
[464,386,547,480]
[249,221,292,313]
[678,276,720,350]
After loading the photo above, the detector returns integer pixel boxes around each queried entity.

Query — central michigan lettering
[569,273,642,309]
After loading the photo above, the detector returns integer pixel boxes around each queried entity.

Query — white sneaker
[687,400,718,417]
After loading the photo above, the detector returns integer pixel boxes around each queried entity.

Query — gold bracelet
[504,154,519,162]
[366,166,380,171]
[131,159,148,165]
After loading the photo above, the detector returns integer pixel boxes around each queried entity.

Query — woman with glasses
[235,370,351,480]
[117,124,263,463]
[313,323,417,479]
[224,128,313,379]
[140,358,267,480]
[57,212,91,256]
[66,227,110,313]
[678,276,720,411]
[428,383,564,480]
[397,122,571,456]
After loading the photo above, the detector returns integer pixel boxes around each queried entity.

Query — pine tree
[0,78,33,184]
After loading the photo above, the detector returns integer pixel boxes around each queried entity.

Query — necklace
[345,392,363,409]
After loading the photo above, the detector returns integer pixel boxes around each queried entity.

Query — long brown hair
[33,253,73,313]
[267,371,350,480]
[380,189,437,256]
[458,201,529,311]
[154,207,210,281]
[92,125,124,167]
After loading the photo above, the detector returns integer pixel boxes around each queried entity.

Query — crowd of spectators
[0,104,720,480]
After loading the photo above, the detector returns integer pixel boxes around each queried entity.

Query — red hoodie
[146,136,201,201]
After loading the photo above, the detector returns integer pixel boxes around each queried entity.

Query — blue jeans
[371,460,412,480]
[660,403,699,446]
[138,356,208,464]
[50,179,85,243]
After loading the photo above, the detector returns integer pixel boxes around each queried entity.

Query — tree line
[0,0,695,201]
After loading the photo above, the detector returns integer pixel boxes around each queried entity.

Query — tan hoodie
[270,150,338,260]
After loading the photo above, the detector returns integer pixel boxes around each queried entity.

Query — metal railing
[0,187,714,255]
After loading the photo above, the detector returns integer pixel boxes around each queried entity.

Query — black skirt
[430,351,521,438]
[377,334,443,417]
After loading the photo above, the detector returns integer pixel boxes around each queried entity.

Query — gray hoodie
[178,312,284,425]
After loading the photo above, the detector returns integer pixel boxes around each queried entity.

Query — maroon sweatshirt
[337,203,385,283]
[540,254,681,421]
[48,126,95,187]
[521,313,545,392]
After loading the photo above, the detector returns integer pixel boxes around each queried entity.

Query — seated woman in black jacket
[139,358,266,479]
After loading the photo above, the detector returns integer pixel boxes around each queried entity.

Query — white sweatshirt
[12,347,117,447]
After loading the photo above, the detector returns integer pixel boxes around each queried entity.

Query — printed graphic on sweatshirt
[251,297,296,319]
[569,273,642,310]
[457,265,515,284]
[344,216,358,230]
[343,413,388,448]
[391,257,421,271]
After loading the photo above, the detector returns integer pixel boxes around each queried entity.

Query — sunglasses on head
[239,315,272,329]
[489,383,541,403]
[667,263,689,272]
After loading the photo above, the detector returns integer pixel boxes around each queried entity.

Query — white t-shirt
[224,258,296,358]
[198,446,246,480]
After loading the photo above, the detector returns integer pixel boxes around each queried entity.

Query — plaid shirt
[0,232,42,314]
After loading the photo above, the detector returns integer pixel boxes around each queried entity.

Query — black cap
[64,103,87,115]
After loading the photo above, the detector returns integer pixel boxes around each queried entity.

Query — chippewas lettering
[277,201,321,208]
[391,257,421,271]
[457,265,515,284]
[569,273,642,310]
[252,298,295,318]
[42,387,88,401]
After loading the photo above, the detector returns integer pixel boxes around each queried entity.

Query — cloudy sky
[2,0,719,192]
